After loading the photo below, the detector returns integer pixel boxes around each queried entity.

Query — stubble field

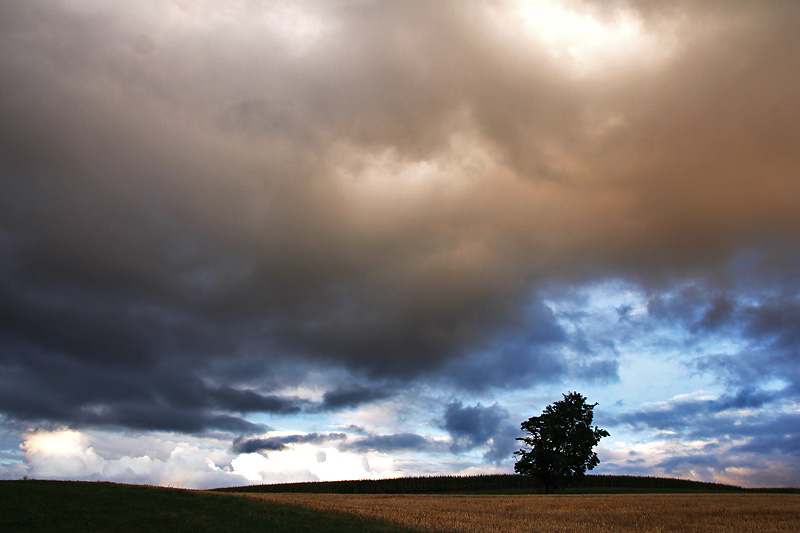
[242,492,800,532]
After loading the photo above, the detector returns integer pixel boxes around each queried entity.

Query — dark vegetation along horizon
[215,473,800,495]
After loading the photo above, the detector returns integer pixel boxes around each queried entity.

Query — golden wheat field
[242,492,800,532]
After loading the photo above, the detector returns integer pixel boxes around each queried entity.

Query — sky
[0,0,799,489]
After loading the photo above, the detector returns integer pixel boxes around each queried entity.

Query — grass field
[0,480,414,532]
[242,492,800,532]
[3,477,798,532]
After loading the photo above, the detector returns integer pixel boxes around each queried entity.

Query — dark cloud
[730,414,800,457]
[442,401,507,448]
[439,345,566,392]
[321,384,393,410]
[627,282,800,421]
[233,430,437,455]
[655,454,721,479]
[0,358,273,434]
[612,390,800,468]
[641,418,800,487]
[441,401,517,464]
[694,294,736,332]
[344,433,437,454]
[232,433,348,454]
[614,389,783,435]
[0,335,302,432]
[0,0,799,442]
[695,291,800,394]
[209,387,306,414]
[742,296,800,354]
[436,300,569,391]
[608,389,800,486]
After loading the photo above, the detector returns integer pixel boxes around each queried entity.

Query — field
[3,476,798,532]
[0,480,413,532]
[240,492,800,532]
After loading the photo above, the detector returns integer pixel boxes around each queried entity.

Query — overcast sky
[1,0,799,489]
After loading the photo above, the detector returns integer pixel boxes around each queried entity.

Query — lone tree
[514,391,609,493]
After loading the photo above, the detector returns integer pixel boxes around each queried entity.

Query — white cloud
[230,444,401,485]
[507,0,676,76]
[16,428,404,489]
[20,428,245,489]
[22,429,104,479]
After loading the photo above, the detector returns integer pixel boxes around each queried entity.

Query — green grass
[0,480,416,532]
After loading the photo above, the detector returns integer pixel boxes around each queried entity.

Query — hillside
[3,476,797,532]
[0,479,413,533]
[216,474,799,495]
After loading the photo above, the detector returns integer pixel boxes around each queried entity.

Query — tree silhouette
[514,391,609,493]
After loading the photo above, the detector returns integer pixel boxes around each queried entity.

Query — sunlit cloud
[507,0,676,75]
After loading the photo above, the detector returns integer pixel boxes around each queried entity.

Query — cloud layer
[0,0,799,487]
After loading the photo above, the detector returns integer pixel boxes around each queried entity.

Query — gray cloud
[607,390,800,486]
[696,291,800,395]
[209,387,307,415]
[441,401,517,464]
[613,392,799,456]
[321,384,393,410]
[655,454,721,480]
[730,414,800,457]
[232,432,348,454]
[0,0,799,440]
[232,430,438,455]
[344,433,438,454]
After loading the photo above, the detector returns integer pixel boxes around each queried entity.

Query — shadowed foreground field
[242,493,800,532]
[3,479,798,532]
[0,480,413,532]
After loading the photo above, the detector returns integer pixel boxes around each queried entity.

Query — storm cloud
[0,0,799,487]
[344,433,438,454]
[232,433,348,454]
[442,401,518,464]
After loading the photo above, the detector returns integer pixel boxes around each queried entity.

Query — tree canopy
[514,391,609,493]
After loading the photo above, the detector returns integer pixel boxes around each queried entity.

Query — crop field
[241,493,800,532]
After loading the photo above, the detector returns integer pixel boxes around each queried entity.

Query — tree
[514,391,609,493]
